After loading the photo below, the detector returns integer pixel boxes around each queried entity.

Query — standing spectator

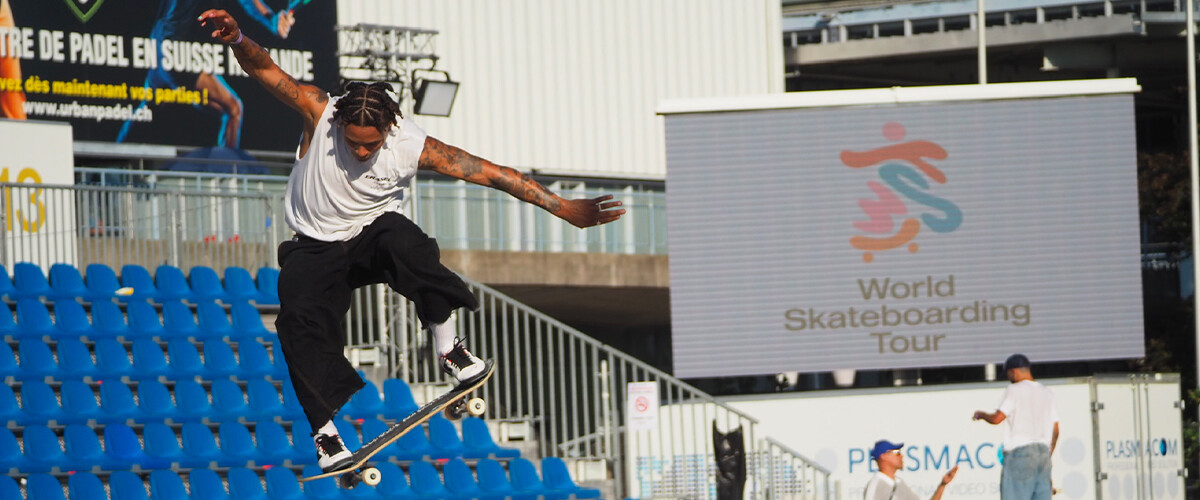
[973,353,1060,500]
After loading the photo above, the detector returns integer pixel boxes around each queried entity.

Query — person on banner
[118,0,297,147]
[0,0,26,119]
[973,353,1060,500]
[863,440,958,500]
[197,9,625,472]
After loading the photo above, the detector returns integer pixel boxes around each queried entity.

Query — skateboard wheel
[362,467,382,486]
[444,403,464,421]
[466,397,487,416]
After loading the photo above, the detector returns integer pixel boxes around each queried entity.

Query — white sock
[316,419,339,438]
[430,314,458,355]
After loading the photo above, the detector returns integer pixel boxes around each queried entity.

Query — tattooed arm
[197,10,325,151]
[419,137,625,228]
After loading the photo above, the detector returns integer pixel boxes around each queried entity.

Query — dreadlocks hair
[333,81,401,133]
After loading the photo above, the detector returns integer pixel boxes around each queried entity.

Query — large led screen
[665,93,1143,378]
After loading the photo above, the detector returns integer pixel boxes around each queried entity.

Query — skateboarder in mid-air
[199,9,626,473]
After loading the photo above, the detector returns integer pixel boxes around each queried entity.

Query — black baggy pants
[275,212,479,431]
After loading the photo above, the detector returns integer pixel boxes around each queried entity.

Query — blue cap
[871,440,903,460]
[1004,353,1031,372]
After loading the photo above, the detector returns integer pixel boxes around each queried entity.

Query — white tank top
[284,95,428,242]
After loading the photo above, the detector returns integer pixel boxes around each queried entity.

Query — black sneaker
[314,432,353,472]
[439,338,487,384]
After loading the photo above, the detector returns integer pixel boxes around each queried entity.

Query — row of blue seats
[1,263,279,305]
[2,457,598,500]
[1,299,274,342]
[1,416,517,475]
[2,338,287,384]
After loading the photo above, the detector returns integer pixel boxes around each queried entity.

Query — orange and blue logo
[841,122,962,263]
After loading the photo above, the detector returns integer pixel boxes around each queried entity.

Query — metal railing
[356,276,832,500]
[0,182,278,273]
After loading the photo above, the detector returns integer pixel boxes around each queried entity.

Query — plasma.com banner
[0,0,336,151]
[664,92,1143,377]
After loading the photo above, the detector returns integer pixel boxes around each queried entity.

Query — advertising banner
[664,88,1143,377]
[0,0,337,152]
[0,119,75,268]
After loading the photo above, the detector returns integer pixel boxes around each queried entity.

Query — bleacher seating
[0,261,601,500]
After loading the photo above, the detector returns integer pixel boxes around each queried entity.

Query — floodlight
[413,71,459,117]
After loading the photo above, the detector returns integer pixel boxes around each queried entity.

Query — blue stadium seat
[56,338,100,380]
[190,468,232,500]
[16,300,57,339]
[190,266,228,303]
[94,338,135,380]
[0,427,26,474]
[98,380,140,424]
[68,472,109,500]
[19,339,60,381]
[0,384,19,428]
[91,300,132,339]
[182,421,224,467]
[211,378,250,422]
[173,379,215,423]
[130,338,170,380]
[428,414,466,458]
[542,456,602,499]
[104,423,154,470]
[246,378,295,422]
[335,419,363,451]
[23,424,66,473]
[166,339,206,379]
[300,464,343,500]
[392,417,436,460]
[120,265,159,302]
[239,341,284,379]
[509,457,551,500]
[203,339,240,378]
[0,265,13,300]
[197,302,234,338]
[382,378,420,420]
[290,419,317,462]
[228,467,270,500]
[0,475,22,500]
[155,265,194,302]
[140,422,185,470]
[360,419,407,463]
[257,267,280,305]
[111,469,152,500]
[224,267,259,304]
[52,300,93,338]
[218,423,263,466]
[265,466,308,500]
[463,416,521,459]
[63,424,109,472]
[231,301,273,339]
[21,381,66,425]
[282,379,305,419]
[85,263,121,301]
[342,379,385,420]
[373,462,421,500]
[162,301,201,338]
[28,473,68,500]
[0,342,13,382]
[126,301,166,339]
[60,380,103,425]
[13,262,51,300]
[477,458,534,500]
[444,457,497,500]
[149,470,191,500]
[0,305,17,339]
[409,460,455,499]
[136,380,177,423]
[256,420,302,466]
[48,264,91,302]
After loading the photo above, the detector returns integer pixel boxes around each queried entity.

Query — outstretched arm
[972,409,1006,425]
[419,136,625,228]
[197,10,323,129]
[929,466,958,500]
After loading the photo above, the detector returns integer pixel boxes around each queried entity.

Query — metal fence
[0,182,278,273]
[354,276,834,500]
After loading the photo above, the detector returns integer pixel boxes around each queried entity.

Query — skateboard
[299,360,495,488]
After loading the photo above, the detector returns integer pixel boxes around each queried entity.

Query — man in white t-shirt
[863,440,958,500]
[199,10,626,472]
[973,354,1060,500]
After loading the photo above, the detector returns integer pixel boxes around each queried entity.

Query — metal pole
[978,0,987,84]
[1187,0,1199,489]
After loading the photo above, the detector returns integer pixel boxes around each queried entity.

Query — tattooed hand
[554,195,625,228]
[198,10,242,45]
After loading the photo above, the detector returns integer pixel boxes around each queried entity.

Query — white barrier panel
[0,119,76,268]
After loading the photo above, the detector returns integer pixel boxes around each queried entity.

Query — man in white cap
[973,353,1060,500]
[863,440,958,500]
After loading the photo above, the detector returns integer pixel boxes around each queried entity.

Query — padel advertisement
[0,0,336,151]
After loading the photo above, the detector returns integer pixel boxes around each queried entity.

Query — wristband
[231,30,244,45]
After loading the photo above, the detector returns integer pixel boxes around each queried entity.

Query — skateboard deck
[299,359,495,487]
